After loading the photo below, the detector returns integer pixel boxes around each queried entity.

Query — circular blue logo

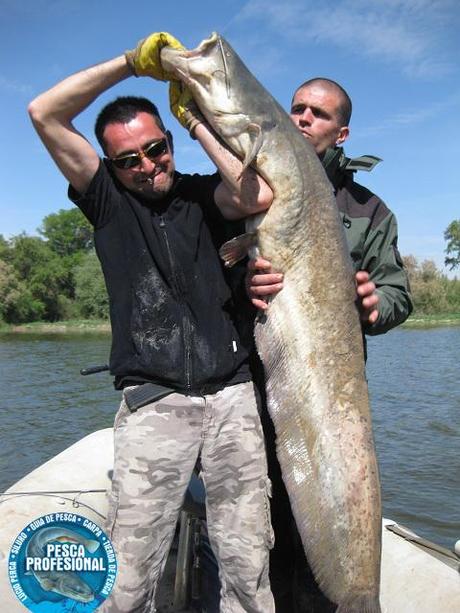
[8,513,117,612]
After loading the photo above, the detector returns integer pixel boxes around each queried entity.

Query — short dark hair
[95,96,166,153]
[293,78,352,126]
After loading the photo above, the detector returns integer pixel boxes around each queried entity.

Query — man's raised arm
[28,56,131,194]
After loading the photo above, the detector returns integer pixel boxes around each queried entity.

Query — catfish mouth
[161,32,220,70]
[161,32,228,92]
[192,32,219,55]
[180,32,220,59]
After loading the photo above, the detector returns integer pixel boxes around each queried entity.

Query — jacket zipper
[159,216,192,392]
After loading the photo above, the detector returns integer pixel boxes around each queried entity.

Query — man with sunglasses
[29,32,276,613]
[247,77,413,611]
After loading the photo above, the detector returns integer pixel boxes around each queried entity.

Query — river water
[0,327,459,551]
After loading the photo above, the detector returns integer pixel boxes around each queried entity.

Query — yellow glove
[125,32,184,80]
[169,81,205,138]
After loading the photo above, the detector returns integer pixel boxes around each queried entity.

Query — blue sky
[1,0,459,275]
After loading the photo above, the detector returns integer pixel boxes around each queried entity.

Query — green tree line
[1,210,459,325]
[401,218,460,316]
[402,255,460,315]
[0,209,108,324]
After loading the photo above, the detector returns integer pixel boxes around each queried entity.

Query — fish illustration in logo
[25,527,100,602]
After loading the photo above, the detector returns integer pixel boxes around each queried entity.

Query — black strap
[124,382,175,412]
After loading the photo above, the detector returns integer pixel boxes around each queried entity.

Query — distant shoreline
[1,320,111,334]
[401,313,460,328]
[1,314,460,335]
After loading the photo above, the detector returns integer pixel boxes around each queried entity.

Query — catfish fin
[239,123,263,175]
[219,232,257,267]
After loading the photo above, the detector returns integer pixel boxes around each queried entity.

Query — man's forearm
[194,122,273,220]
[360,210,413,335]
[28,55,133,194]
[29,56,131,129]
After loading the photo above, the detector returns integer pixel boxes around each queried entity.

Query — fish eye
[212,69,227,81]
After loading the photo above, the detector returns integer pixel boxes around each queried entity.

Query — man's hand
[169,81,204,137]
[356,270,379,325]
[125,32,204,136]
[125,32,184,79]
[246,259,380,325]
[246,257,284,310]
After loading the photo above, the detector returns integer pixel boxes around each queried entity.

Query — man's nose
[139,154,155,172]
[299,108,313,125]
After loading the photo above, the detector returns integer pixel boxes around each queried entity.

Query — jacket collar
[321,147,382,190]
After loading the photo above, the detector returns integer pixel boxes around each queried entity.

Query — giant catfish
[162,34,382,612]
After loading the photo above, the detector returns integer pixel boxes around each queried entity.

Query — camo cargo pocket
[263,477,275,549]
[105,486,120,541]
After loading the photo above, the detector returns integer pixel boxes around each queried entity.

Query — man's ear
[336,126,350,146]
[166,130,174,155]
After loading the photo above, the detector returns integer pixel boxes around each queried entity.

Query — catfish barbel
[162,34,382,612]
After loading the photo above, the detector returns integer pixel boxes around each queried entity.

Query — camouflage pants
[100,381,275,613]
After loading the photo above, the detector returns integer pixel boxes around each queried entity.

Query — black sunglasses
[109,138,169,170]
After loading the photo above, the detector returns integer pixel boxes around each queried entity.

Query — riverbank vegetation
[402,255,460,317]
[1,210,459,329]
[0,209,108,325]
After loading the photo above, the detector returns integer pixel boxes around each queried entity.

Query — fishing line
[218,37,230,98]
[0,490,107,519]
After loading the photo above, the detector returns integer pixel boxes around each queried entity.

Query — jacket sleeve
[360,210,413,335]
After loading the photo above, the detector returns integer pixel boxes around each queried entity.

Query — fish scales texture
[161,34,382,611]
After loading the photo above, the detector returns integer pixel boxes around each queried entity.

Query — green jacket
[324,148,413,336]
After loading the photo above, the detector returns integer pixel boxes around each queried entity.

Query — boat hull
[1,430,458,612]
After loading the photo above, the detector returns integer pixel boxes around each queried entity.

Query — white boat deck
[0,429,458,612]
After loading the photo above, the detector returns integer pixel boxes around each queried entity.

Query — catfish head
[161,33,266,167]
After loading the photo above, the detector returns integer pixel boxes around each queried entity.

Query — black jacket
[70,162,251,393]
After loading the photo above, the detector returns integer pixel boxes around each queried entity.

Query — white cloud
[0,75,32,95]
[355,90,460,137]
[233,0,458,78]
